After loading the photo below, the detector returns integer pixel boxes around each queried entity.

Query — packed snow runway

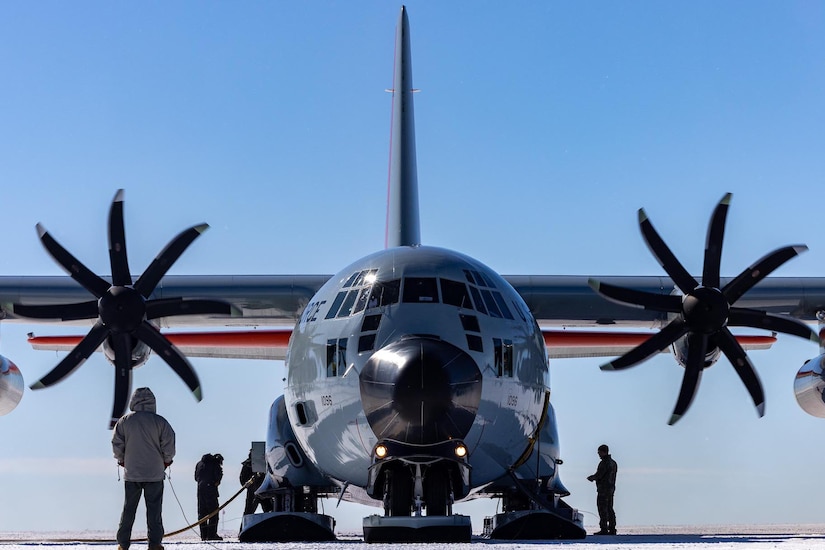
[3,525,825,549]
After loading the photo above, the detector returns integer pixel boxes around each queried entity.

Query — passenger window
[402,277,439,303]
[493,338,514,377]
[440,279,473,309]
[503,339,513,377]
[326,338,347,377]
[493,338,503,377]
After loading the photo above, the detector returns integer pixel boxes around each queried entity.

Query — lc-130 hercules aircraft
[2,6,825,543]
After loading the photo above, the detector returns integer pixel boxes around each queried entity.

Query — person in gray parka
[112,387,176,550]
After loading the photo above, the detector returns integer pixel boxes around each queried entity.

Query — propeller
[589,193,820,425]
[14,190,232,428]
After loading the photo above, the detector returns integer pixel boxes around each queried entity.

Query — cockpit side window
[343,272,361,288]
[402,277,439,303]
[440,278,473,309]
[336,290,359,318]
[492,291,514,320]
[325,291,348,319]
[481,289,502,318]
[367,279,400,308]
[352,287,371,315]
[468,285,487,315]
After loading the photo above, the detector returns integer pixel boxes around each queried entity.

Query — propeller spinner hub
[98,286,146,333]
[682,286,729,333]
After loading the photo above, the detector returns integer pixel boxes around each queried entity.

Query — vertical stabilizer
[385,6,421,248]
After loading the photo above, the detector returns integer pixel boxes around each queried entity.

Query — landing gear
[238,486,336,542]
[482,479,586,540]
[423,466,451,516]
[365,452,471,543]
[383,465,412,516]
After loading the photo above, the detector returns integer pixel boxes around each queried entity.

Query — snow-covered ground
[3,525,825,549]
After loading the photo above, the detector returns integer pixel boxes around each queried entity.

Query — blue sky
[1,1,825,535]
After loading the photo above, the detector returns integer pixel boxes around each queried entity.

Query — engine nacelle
[0,356,24,415]
[102,338,151,368]
[671,334,721,369]
[794,354,825,417]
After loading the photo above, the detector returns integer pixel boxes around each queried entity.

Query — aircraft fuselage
[284,245,550,494]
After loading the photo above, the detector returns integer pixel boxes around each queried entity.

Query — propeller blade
[638,208,698,294]
[728,307,821,344]
[109,332,134,429]
[134,224,210,298]
[37,224,111,298]
[108,190,132,287]
[668,333,707,425]
[589,278,682,313]
[135,322,202,401]
[601,319,688,371]
[717,328,765,417]
[723,245,808,304]
[702,193,731,290]
[11,300,98,321]
[30,322,109,389]
[145,298,233,321]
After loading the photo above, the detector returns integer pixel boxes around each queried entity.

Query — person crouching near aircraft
[112,387,176,550]
[240,448,273,516]
[587,443,618,535]
[195,452,224,540]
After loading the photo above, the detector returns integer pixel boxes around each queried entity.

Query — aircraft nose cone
[359,336,482,445]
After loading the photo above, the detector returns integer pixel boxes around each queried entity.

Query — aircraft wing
[0,274,331,328]
[5,273,823,361]
[507,275,825,326]
[3,274,825,328]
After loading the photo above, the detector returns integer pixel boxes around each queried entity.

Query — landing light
[375,444,388,459]
[454,443,467,458]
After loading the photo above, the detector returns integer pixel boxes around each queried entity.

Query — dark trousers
[117,480,164,548]
[197,483,220,540]
[597,490,616,532]
[243,487,274,515]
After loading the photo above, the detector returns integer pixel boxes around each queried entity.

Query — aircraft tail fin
[384,6,421,248]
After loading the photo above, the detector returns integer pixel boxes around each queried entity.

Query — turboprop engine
[671,333,722,370]
[0,355,24,415]
[794,353,825,417]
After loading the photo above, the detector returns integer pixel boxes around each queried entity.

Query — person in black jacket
[240,449,273,515]
[195,453,223,541]
[587,444,618,535]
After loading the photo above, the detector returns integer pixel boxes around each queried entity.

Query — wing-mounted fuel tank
[0,356,24,415]
[240,396,337,542]
[477,400,585,540]
[794,334,825,417]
